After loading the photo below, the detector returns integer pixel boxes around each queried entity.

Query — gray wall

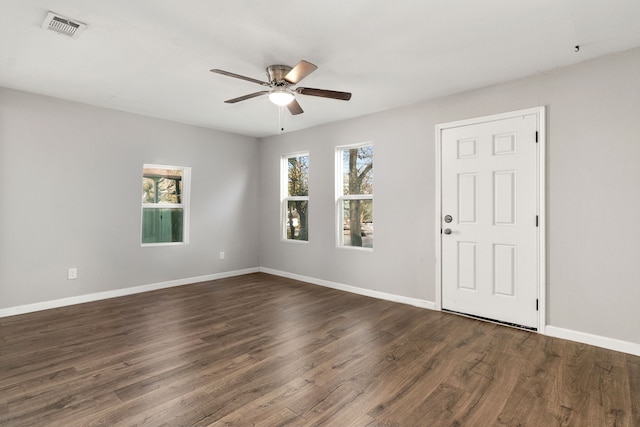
[0,88,259,308]
[258,48,640,345]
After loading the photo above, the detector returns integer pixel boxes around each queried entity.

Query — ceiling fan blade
[210,69,270,87]
[284,60,318,84]
[224,91,269,103]
[287,98,304,115]
[296,87,352,101]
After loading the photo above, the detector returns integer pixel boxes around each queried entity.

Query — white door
[440,112,540,328]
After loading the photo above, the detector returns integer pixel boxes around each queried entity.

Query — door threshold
[442,309,537,332]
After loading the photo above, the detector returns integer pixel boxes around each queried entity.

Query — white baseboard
[259,267,436,310]
[0,267,259,318]
[545,325,640,357]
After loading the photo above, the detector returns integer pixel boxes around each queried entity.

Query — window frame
[281,152,309,243]
[141,163,191,247]
[335,142,374,250]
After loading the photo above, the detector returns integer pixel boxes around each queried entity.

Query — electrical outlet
[68,267,78,280]
[219,251,225,260]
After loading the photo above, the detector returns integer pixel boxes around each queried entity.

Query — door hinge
[536,299,539,311]
[535,215,539,227]
[535,131,539,143]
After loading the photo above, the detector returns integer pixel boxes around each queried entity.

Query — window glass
[283,154,309,241]
[343,146,373,195]
[338,145,373,248]
[141,208,184,244]
[141,165,190,245]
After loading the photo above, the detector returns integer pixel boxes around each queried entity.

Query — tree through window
[282,153,309,241]
[338,144,373,248]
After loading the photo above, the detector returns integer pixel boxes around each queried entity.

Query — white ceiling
[2,1,640,138]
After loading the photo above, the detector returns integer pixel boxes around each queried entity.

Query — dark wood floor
[1,273,638,426]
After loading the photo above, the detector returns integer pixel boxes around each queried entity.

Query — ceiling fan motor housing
[267,65,293,85]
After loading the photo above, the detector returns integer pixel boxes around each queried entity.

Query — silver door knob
[443,228,452,234]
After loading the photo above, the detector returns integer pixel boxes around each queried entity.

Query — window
[141,164,190,245]
[282,153,309,241]
[337,144,373,248]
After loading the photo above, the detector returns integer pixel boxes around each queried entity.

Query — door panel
[458,173,478,223]
[493,170,515,225]
[458,241,478,290]
[441,114,538,328]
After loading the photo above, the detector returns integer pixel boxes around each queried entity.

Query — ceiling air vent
[41,12,87,39]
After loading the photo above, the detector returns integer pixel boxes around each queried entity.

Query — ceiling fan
[210,60,352,115]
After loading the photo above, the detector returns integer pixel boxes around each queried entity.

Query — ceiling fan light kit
[210,60,351,116]
[268,88,295,106]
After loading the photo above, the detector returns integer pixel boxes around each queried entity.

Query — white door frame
[435,107,546,332]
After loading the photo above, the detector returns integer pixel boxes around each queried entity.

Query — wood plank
[586,346,632,425]
[627,353,640,425]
